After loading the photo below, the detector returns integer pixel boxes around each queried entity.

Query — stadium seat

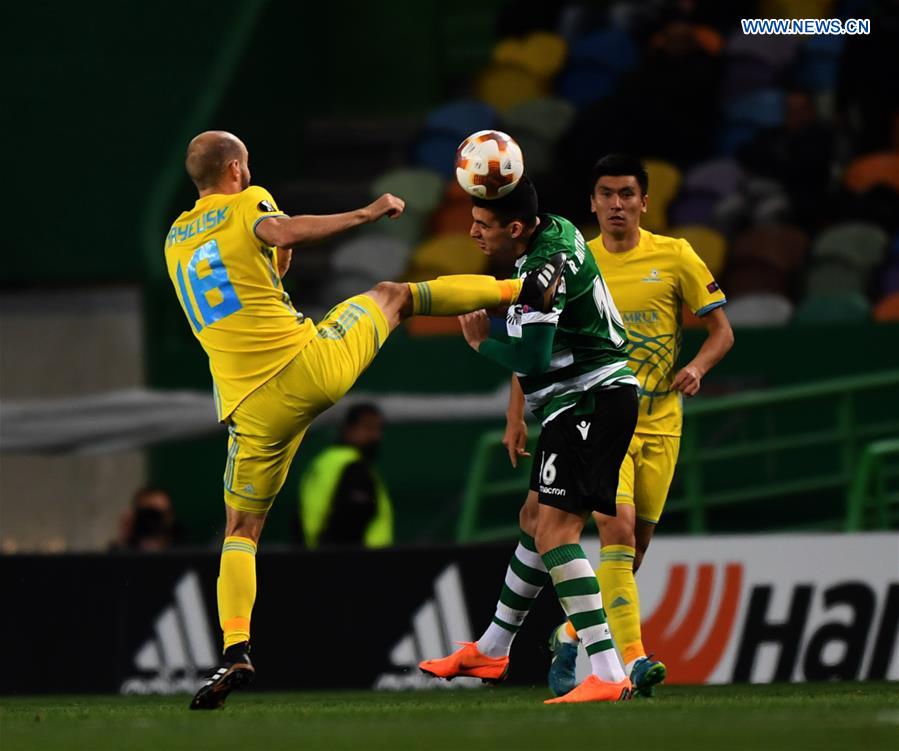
[759,0,835,20]
[406,233,487,280]
[372,168,446,215]
[712,192,750,233]
[569,27,638,72]
[745,177,787,202]
[811,222,889,272]
[684,158,745,197]
[879,259,899,296]
[796,35,844,91]
[556,64,619,107]
[873,291,899,322]
[724,292,794,327]
[753,192,792,224]
[425,100,497,140]
[729,225,808,276]
[668,189,719,227]
[717,123,758,155]
[331,233,411,282]
[843,153,899,194]
[476,64,545,112]
[889,232,899,261]
[725,261,790,297]
[501,97,575,143]
[805,260,867,297]
[643,159,681,233]
[371,208,427,246]
[669,225,727,278]
[692,25,724,56]
[794,292,869,325]
[494,32,568,80]
[725,89,785,128]
[726,31,800,68]
[722,56,779,98]
[650,24,723,57]
[509,131,553,176]
[429,182,476,236]
[412,132,465,178]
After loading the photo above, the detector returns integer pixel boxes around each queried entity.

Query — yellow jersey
[164,186,315,421]
[588,229,726,436]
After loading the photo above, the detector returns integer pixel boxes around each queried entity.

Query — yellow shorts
[223,294,390,514]
[616,432,680,524]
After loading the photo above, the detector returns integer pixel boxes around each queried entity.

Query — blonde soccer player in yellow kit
[503,155,733,697]
[166,131,561,710]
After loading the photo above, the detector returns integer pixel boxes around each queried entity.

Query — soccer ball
[455,130,524,199]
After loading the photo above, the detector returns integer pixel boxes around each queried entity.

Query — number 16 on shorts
[539,452,564,496]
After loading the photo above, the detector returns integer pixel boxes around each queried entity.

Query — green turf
[2,684,897,751]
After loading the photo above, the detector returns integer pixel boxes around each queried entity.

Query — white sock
[589,642,626,683]
[544,549,625,683]
[476,536,549,659]
[477,621,515,659]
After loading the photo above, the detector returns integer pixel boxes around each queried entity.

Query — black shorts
[529,385,638,516]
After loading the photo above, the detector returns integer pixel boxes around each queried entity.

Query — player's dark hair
[343,403,382,428]
[590,154,649,196]
[472,175,539,228]
[185,133,244,190]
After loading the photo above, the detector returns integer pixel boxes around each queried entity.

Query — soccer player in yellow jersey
[167,131,559,709]
[528,155,734,697]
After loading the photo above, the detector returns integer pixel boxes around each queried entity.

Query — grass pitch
[2,683,897,751]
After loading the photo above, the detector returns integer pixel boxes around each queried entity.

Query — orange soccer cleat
[419,642,510,683]
[543,675,633,704]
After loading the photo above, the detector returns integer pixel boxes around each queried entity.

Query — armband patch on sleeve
[258,200,276,212]
[707,280,720,293]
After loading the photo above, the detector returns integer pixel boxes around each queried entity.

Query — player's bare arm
[255,193,405,248]
[671,307,734,397]
[276,247,292,278]
[503,375,529,468]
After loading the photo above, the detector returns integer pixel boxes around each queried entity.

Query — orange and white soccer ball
[455,130,524,199]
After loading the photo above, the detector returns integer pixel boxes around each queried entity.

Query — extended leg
[418,492,544,682]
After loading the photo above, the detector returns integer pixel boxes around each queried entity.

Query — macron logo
[576,421,591,440]
[119,571,217,695]
[374,565,479,691]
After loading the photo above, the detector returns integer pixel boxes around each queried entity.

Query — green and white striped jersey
[510,214,637,424]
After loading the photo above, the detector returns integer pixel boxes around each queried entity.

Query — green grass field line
[2,684,897,751]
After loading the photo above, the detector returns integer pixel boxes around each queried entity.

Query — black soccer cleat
[189,641,255,710]
[518,252,566,313]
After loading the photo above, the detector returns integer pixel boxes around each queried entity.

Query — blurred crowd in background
[275,0,899,329]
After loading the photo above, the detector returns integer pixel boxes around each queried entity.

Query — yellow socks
[218,535,257,650]
[408,275,521,315]
[597,544,645,668]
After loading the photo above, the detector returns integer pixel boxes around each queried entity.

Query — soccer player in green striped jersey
[419,178,639,703]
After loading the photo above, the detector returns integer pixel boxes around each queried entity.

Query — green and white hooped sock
[476,531,550,659]
[542,543,626,683]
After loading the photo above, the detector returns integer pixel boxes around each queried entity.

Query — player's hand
[458,310,490,351]
[503,417,530,468]
[364,193,405,222]
[672,364,702,397]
